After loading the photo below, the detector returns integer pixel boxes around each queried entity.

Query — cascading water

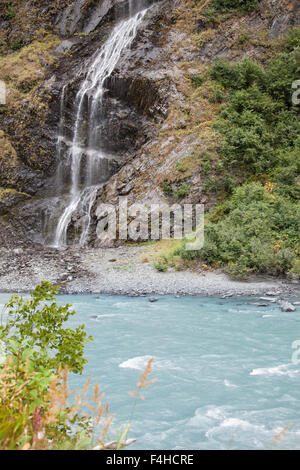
[51,5,149,248]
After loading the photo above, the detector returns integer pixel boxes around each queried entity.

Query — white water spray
[53,8,148,247]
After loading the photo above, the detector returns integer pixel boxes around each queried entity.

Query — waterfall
[51,7,149,248]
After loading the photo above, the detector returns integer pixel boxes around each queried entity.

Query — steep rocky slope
[0,0,299,266]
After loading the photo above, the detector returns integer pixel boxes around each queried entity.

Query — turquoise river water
[0,293,300,450]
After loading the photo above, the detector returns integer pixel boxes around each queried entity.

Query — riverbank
[0,244,298,297]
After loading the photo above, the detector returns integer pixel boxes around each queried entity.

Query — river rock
[279,301,296,312]
[259,297,277,303]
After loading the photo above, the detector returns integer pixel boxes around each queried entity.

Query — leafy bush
[5,7,16,19]
[174,183,190,199]
[190,74,205,88]
[288,259,300,280]
[0,283,100,449]
[0,354,109,450]
[210,58,265,90]
[176,160,187,173]
[285,26,300,52]
[208,83,225,103]
[210,52,300,175]
[0,282,92,374]
[176,183,300,278]
[236,28,251,46]
[154,259,168,272]
[11,39,22,51]
[161,180,172,195]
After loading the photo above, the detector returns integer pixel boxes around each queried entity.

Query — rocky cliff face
[0,0,299,247]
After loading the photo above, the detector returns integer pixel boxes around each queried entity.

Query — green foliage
[176,160,187,173]
[161,180,172,195]
[5,7,16,19]
[174,183,190,199]
[170,26,300,279]
[190,74,205,88]
[210,58,265,90]
[210,51,300,177]
[208,83,225,103]
[0,283,107,450]
[210,0,260,12]
[0,282,93,374]
[11,39,22,51]
[0,350,108,450]
[176,183,300,278]
[154,259,168,272]
[288,259,300,280]
[236,28,251,47]
[285,26,300,52]
[161,181,190,199]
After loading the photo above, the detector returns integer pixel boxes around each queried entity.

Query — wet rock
[279,301,296,312]
[54,40,76,56]
[265,291,281,296]
[259,297,277,303]
[149,297,158,302]
[55,0,114,36]
[0,191,31,216]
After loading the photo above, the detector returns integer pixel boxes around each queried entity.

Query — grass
[0,130,18,166]
[0,355,156,450]
[0,34,59,105]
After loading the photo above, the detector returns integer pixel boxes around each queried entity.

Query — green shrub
[0,282,93,374]
[209,83,225,103]
[161,180,172,195]
[176,160,187,173]
[210,53,300,175]
[176,183,300,278]
[190,74,205,88]
[288,259,300,280]
[236,29,251,46]
[5,7,16,19]
[11,39,22,51]
[266,52,300,105]
[210,58,265,90]
[0,283,97,449]
[154,259,168,272]
[174,183,190,199]
[285,26,300,52]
